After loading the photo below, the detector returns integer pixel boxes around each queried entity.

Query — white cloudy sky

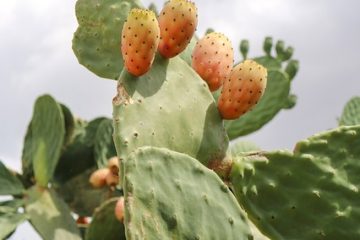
[1,0,360,239]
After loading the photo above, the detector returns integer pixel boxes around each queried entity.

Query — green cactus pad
[28,95,65,187]
[123,147,252,240]
[230,141,261,157]
[25,186,81,240]
[72,0,142,79]
[225,70,291,139]
[113,55,228,166]
[94,118,117,168]
[0,161,24,196]
[339,96,360,126]
[60,104,76,146]
[85,198,126,240]
[0,199,28,239]
[54,168,116,216]
[231,125,360,239]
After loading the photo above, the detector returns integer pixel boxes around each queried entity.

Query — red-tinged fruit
[158,0,198,58]
[218,60,267,119]
[89,168,110,188]
[192,32,234,91]
[114,197,125,222]
[121,9,160,76]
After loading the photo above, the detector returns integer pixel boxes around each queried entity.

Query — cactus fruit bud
[158,0,198,58]
[121,9,160,76]
[205,28,215,34]
[240,39,249,60]
[105,171,119,186]
[275,40,285,59]
[192,32,234,91]
[263,37,273,56]
[89,168,110,188]
[107,156,120,175]
[218,60,267,119]
[285,59,299,80]
[114,197,125,222]
[283,46,294,61]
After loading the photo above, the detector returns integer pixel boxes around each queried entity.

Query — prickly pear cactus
[113,55,229,167]
[231,125,360,239]
[123,147,252,240]
[224,37,299,139]
[339,96,360,126]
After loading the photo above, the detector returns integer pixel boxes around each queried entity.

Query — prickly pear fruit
[89,168,109,188]
[121,9,160,76]
[106,171,119,186]
[107,156,119,176]
[191,32,234,91]
[218,60,267,119]
[114,197,125,222]
[158,0,198,58]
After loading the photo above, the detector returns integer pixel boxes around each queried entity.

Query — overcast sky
[1,0,360,239]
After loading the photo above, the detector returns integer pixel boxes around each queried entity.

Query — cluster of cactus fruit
[1,0,360,239]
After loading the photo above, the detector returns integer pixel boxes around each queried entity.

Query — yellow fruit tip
[129,8,156,19]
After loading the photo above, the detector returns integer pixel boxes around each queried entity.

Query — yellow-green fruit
[121,9,160,76]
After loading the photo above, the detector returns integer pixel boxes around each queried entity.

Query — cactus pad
[29,95,65,187]
[0,161,24,195]
[85,198,126,240]
[94,118,117,169]
[231,125,360,239]
[0,199,28,239]
[123,147,252,240]
[339,96,360,126]
[72,0,142,79]
[25,186,81,240]
[113,55,228,166]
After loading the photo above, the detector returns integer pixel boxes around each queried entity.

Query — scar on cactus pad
[121,9,160,77]
[192,32,234,91]
[158,0,198,58]
[218,59,268,119]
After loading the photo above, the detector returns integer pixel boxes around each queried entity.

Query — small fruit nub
[158,0,198,58]
[121,9,160,76]
[218,60,267,119]
[191,32,234,91]
[115,197,125,222]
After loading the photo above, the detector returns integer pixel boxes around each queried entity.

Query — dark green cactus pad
[21,122,35,184]
[54,168,116,216]
[85,198,126,240]
[339,96,360,126]
[0,161,24,196]
[225,70,291,139]
[25,186,81,240]
[60,104,76,146]
[231,125,360,239]
[54,117,108,184]
[26,95,65,187]
[94,118,117,168]
[0,199,28,239]
[113,55,228,166]
[123,147,252,240]
[72,0,142,80]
